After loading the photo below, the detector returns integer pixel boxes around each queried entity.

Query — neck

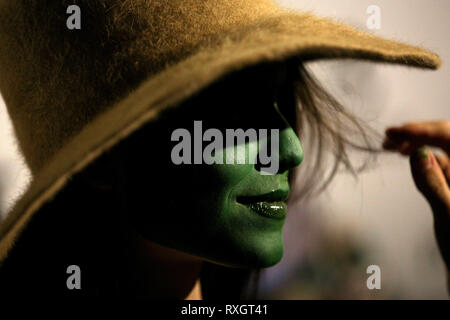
[122,229,203,299]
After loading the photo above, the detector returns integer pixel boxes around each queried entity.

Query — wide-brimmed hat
[0,0,441,263]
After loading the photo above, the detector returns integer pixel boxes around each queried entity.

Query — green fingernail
[417,147,429,160]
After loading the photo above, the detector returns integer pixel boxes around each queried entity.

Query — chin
[211,235,285,269]
[245,231,285,268]
[252,244,285,268]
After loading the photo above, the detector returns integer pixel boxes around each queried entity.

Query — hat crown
[0,0,279,174]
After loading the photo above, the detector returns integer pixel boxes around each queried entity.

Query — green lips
[236,188,289,220]
[247,201,287,219]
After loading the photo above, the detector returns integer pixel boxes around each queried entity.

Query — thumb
[410,148,450,216]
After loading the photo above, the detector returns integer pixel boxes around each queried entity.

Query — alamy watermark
[366,5,382,30]
[66,4,382,31]
[66,265,81,290]
[171,121,280,175]
[67,5,81,30]
[366,265,381,290]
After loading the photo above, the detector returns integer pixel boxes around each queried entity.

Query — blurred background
[0,0,449,299]
[258,0,450,299]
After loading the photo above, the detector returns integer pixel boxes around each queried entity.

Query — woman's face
[114,61,304,268]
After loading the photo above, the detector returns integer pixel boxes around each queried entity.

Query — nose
[254,126,304,175]
[277,127,304,173]
[254,100,304,175]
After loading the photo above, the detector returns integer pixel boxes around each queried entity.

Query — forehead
[179,60,291,111]
[157,60,295,127]
[196,60,290,102]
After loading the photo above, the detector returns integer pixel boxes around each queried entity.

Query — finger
[382,138,405,151]
[435,153,450,185]
[387,121,450,139]
[386,121,450,154]
[382,137,408,150]
[382,137,399,150]
[410,148,450,216]
[399,141,421,156]
[411,146,450,280]
[383,138,425,156]
[416,151,450,276]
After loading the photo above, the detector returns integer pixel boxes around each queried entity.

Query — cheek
[205,163,253,188]
[171,140,258,222]
[185,162,252,218]
[203,141,258,186]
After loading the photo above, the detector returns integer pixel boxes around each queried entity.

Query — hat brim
[0,11,441,262]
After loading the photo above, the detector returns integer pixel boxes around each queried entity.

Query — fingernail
[414,147,432,169]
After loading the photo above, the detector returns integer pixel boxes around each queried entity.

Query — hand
[383,121,450,292]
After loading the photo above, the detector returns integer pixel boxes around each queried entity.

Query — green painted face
[113,61,304,268]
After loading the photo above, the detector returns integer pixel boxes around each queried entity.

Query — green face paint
[113,61,304,268]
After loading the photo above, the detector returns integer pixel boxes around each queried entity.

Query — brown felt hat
[0,0,441,263]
